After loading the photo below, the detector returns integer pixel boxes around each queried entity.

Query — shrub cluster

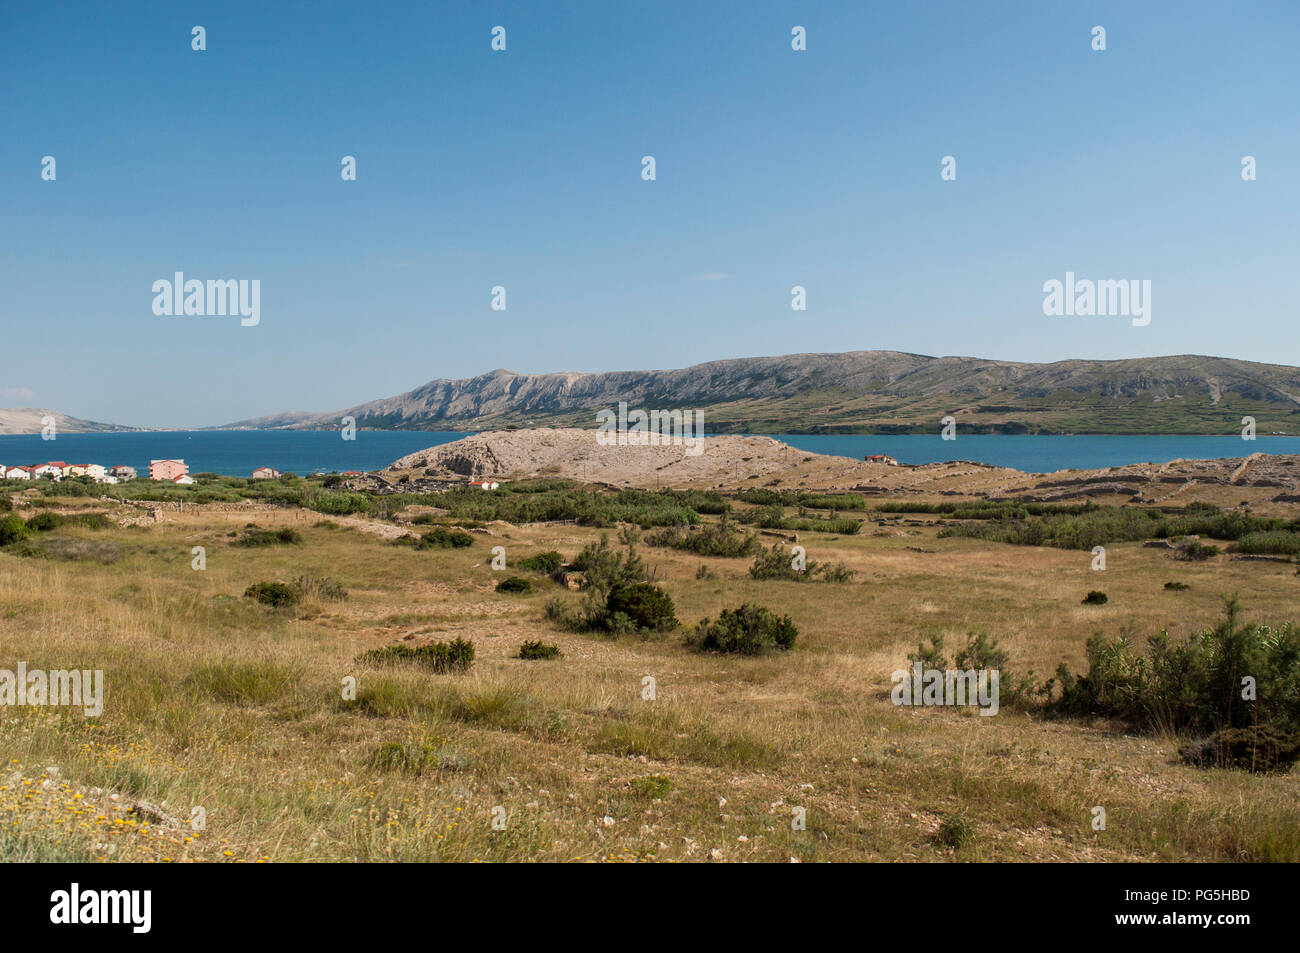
[244,581,299,608]
[517,640,562,660]
[1052,596,1300,737]
[644,514,761,557]
[687,603,797,655]
[235,525,302,547]
[357,637,475,673]
[517,550,563,573]
[748,543,853,582]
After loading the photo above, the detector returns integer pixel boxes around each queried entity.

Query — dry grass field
[2,496,1298,863]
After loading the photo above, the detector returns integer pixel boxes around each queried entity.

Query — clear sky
[2,1,1297,429]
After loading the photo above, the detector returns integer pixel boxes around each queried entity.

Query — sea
[2,431,1299,477]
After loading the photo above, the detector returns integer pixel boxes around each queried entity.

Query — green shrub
[1053,596,1300,735]
[748,543,854,582]
[418,527,474,549]
[517,550,563,573]
[606,583,678,632]
[358,638,475,674]
[0,514,30,546]
[517,640,562,660]
[243,581,300,608]
[645,514,761,557]
[26,511,63,532]
[496,576,534,594]
[572,529,651,597]
[1082,590,1108,605]
[1165,581,1190,591]
[236,525,302,547]
[1231,531,1300,557]
[1179,541,1221,560]
[688,603,797,655]
[907,631,1038,708]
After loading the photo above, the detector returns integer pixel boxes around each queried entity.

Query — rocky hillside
[381,429,1300,506]
[0,408,136,435]
[223,351,1300,435]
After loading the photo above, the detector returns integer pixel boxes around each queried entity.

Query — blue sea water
[0,431,1297,477]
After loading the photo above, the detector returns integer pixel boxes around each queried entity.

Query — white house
[468,480,501,490]
[4,465,30,480]
[85,464,107,481]
[251,466,280,480]
[33,463,64,480]
[109,465,136,481]
[172,474,195,485]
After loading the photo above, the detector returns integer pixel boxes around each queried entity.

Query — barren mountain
[223,351,1300,435]
[0,408,136,435]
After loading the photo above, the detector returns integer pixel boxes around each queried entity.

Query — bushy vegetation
[938,503,1300,552]
[495,576,534,594]
[644,514,761,557]
[736,489,868,511]
[546,530,675,636]
[516,640,562,660]
[876,500,1098,518]
[516,550,563,573]
[235,525,302,547]
[1164,580,1190,591]
[907,631,1039,708]
[357,638,475,674]
[736,504,862,535]
[419,485,725,528]
[1231,531,1300,557]
[0,511,113,544]
[398,526,475,549]
[748,543,853,582]
[1082,590,1108,605]
[606,583,678,632]
[0,514,31,546]
[1052,597,1300,737]
[687,603,798,655]
[244,581,300,608]
[570,529,653,595]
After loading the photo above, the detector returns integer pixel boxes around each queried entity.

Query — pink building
[149,459,188,481]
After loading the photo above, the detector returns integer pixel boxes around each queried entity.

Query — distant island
[218,350,1300,436]
[0,408,139,436]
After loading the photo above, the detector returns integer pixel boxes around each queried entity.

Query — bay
[0,430,1297,478]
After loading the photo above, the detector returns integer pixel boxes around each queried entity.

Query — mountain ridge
[218,350,1300,436]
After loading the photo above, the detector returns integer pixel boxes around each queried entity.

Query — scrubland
[1,482,1298,862]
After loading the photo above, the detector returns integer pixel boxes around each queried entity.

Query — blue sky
[2,1,1297,428]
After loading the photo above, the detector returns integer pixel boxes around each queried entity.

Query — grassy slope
[1,502,1298,862]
